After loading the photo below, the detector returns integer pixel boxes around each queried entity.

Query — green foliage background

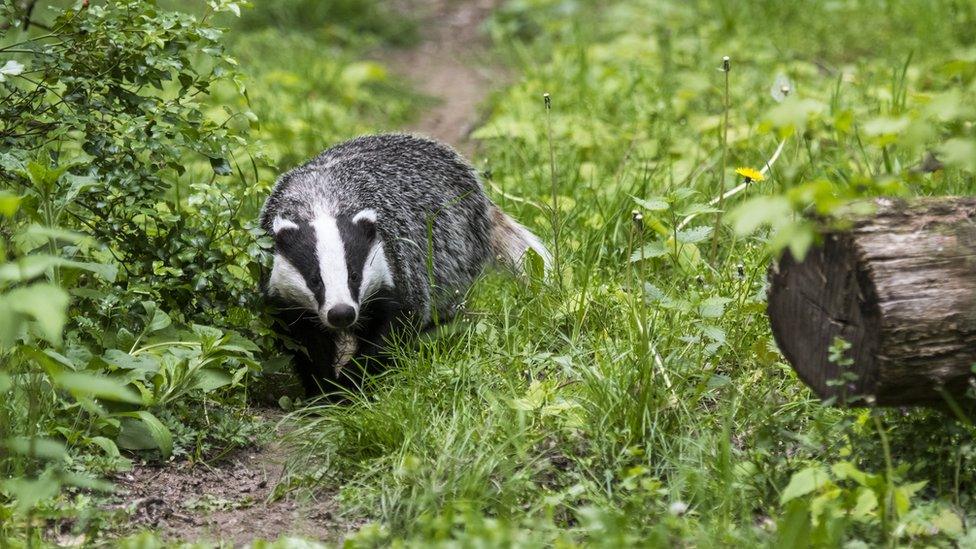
[1,0,976,546]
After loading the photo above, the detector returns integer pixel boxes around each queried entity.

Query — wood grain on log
[767,197,976,406]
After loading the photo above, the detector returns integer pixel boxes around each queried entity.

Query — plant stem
[675,138,786,232]
[710,56,731,263]
[873,413,896,546]
[544,93,562,290]
[131,341,201,356]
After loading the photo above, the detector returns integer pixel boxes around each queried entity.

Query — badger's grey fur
[260,133,549,394]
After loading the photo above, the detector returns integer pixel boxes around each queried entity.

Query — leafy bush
[0,0,271,540]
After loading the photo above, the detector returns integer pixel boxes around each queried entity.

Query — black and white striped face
[267,209,393,329]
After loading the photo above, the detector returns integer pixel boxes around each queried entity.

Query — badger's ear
[272,216,299,234]
[352,209,378,240]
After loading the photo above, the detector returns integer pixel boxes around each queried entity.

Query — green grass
[275,0,976,546]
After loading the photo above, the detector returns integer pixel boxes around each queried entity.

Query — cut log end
[767,197,976,407]
[768,236,883,404]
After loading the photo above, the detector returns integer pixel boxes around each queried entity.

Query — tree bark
[767,197,976,406]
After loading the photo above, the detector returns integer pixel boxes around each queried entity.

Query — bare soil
[383,0,506,154]
[107,412,356,545]
[107,1,503,545]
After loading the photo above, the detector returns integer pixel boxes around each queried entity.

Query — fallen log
[767,197,976,406]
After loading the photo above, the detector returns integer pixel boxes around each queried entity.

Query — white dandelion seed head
[669,501,689,516]
[771,74,793,103]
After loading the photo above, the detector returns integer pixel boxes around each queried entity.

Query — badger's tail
[489,204,552,273]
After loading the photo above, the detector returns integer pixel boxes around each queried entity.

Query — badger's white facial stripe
[352,208,377,224]
[272,216,299,233]
[361,241,394,300]
[268,255,317,311]
[311,213,357,317]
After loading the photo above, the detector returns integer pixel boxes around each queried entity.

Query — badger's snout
[323,304,357,329]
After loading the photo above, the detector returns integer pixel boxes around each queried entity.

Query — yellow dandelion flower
[735,167,765,182]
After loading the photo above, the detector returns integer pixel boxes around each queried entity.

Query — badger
[260,133,549,395]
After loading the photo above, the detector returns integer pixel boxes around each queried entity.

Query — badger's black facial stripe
[274,222,324,306]
[336,215,375,301]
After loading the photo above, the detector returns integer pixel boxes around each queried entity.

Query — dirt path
[106,3,503,545]
[106,411,356,545]
[383,0,505,155]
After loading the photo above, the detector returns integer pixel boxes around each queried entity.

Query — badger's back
[262,134,494,324]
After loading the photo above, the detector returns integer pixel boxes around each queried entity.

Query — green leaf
[524,247,546,282]
[675,226,712,244]
[117,411,174,459]
[633,196,669,211]
[729,196,792,235]
[698,297,732,318]
[862,116,910,137]
[142,301,172,333]
[101,349,162,373]
[53,372,142,404]
[60,173,99,204]
[629,241,667,262]
[706,374,731,390]
[192,368,233,393]
[851,488,878,520]
[766,97,826,134]
[3,475,59,513]
[210,157,232,176]
[775,499,812,549]
[699,324,726,345]
[60,472,114,492]
[830,461,870,486]
[0,372,10,393]
[0,255,63,283]
[779,223,816,261]
[780,466,830,504]
[931,508,964,535]
[25,160,71,191]
[938,138,976,172]
[642,282,667,304]
[89,436,121,458]
[60,259,118,283]
[0,255,116,283]
[3,436,68,461]
[672,241,702,268]
[0,191,21,217]
[19,225,93,249]
[0,283,69,346]
[893,480,927,516]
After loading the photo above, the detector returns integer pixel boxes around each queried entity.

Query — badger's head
[266,209,392,329]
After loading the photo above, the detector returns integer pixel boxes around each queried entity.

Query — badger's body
[260,134,548,394]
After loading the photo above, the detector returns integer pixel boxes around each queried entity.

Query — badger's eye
[308,276,324,294]
[360,219,376,241]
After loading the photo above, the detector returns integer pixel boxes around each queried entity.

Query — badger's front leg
[273,308,339,395]
[346,295,408,379]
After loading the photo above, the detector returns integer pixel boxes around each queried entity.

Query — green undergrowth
[279,0,976,546]
[0,0,419,544]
